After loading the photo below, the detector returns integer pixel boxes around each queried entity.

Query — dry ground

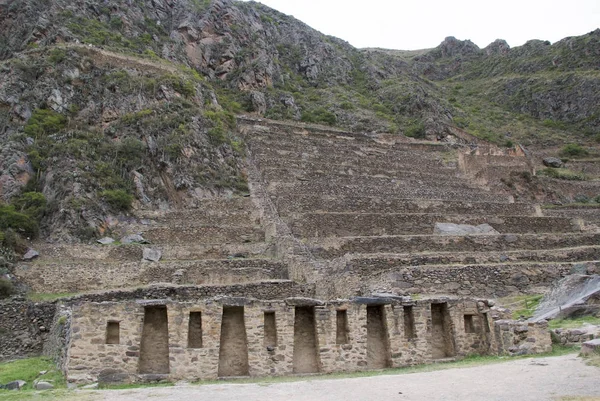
[72,354,599,401]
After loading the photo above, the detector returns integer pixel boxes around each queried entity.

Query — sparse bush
[559,143,588,158]
[301,108,337,125]
[24,109,67,139]
[101,189,133,212]
[48,48,66,64]
[574,194,590,203]
[12,192,47,221]
[0,205,39,239]
[0,278,15,298]
[538,168,587,181]
[405,121,426,139]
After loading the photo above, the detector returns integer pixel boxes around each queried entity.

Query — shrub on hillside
[0,278,14,298]
[559,144,588,158]
[24,109,67,138]
[101,189,133,212]
[0,205,39,239]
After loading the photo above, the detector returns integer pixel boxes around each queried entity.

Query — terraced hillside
[240,117,600,299]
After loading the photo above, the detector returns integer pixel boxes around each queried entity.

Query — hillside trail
[74,354,600,401]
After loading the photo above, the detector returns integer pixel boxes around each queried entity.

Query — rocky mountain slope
[0,0,598,259]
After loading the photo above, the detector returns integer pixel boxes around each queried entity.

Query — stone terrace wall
[320,259,584,298]
[66,296,508,384]
[0,299,57,361]
[15,259,289,293]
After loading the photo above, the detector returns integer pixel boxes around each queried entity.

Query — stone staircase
[239,117,600,299]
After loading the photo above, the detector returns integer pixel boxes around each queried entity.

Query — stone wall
[493,320,552,355]
[64,296,538,384]
[15,259,289,293]
[320,260,580,298]
[0,299,57,361]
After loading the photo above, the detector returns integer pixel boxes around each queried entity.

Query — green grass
[500,294,544,319]
[538,167,588,181]
[0,357,65,391]
[549,316,600,329]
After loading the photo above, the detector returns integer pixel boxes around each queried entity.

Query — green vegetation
[0,357,66,391]
[100,189,133,212]
[66,16,166,54]
[538,168,588,181]
[560,143,589,158]
[23,109,67,139]
[0,277,15,298]
[500,294,544,319]
[301,107,337,125]
[0,204,38,239]
[404,120,426,139]
[548,315,600,329]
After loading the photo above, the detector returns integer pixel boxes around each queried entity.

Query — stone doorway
[367,305,392,369]
[138,305,170,374]
[293,306,320,374]
[430,303,455,359]
[218,306,250,377]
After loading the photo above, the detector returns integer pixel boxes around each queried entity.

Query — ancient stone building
[4,117,598,383]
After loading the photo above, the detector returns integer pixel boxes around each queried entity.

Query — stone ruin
[2,117,599,384]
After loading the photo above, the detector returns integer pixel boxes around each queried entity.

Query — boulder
[34,381,54,390]
[581,338,600,355]
[543,157,564,168]
[97,237,115,245]
[434,223,499,235]
[120,234,149,245]
[22,248,39,260]
[142,248,162,262]
[5,380,26,390]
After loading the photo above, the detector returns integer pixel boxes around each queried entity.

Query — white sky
[242,0,600,50]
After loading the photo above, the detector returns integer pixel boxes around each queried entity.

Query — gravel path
[81,355,600,401]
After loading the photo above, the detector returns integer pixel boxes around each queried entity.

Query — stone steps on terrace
[542,207,600,224]
[268,175,487,194]
[142,225,265,245]
[274,195,535,216]
[252,151,456,172]
[305,232,600,258]
[32,242,274,262]
[131,198,260,227]
[337,245,600,267]
[324,260,599,298]
[259,165,464,184]
[246,132,451,155]
[15,258,288,293]
[253,157,457,177]
[289,213,576,237]
[267,182,500,202]
[242,123,449,151]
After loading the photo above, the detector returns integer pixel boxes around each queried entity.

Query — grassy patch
[0,357,65,391]
[538,168,588,181]
[499,294,544,319]
[549,316,600,329]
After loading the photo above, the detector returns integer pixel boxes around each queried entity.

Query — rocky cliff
[0,0,598,249]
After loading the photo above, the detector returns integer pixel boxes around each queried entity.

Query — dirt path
[78,354,600,401]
